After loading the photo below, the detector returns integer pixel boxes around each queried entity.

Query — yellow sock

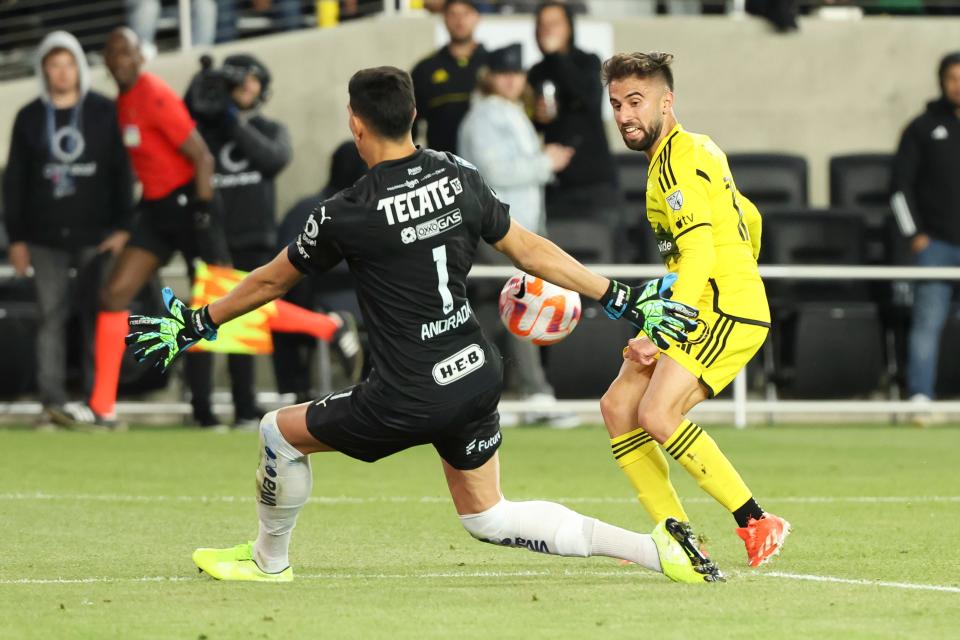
[663,419,753,513]
[610,427,688,523]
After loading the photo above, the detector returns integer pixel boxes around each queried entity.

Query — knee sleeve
[256,411,311,532]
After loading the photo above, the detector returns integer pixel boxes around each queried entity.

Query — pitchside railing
[2,263,960,426]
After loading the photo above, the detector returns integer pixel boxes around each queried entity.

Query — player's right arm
[126,203,343,370]
[206,250,304,324]
[125,250,304,370]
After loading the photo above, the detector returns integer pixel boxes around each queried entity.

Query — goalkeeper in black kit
[126,66,724,584]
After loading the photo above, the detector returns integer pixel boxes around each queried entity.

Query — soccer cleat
[45,403,117,432]
[652,518,725,583]
[192,542,293,582]
[735,513,791,567]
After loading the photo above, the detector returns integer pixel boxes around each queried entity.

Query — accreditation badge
[123,124,141,148]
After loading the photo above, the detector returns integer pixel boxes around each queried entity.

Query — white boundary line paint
[2,569,959,594]
[761,572,960,594]
[1,493,959,506]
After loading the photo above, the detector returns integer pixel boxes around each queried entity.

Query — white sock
[459,499,662,573]
[253,411,312,574]
[590,520,661,572]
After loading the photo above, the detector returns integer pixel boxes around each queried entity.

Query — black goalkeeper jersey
[286,147,512,409]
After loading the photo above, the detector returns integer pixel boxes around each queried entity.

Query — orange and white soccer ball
[498,273,581,345]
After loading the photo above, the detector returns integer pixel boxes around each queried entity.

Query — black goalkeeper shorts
[127,185,229,265]
[304,380,502,471]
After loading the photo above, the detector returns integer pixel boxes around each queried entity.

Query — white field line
[1,492,959,506]
[2,569,959,594]
[761,572,960,594]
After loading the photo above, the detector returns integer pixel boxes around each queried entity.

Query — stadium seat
[545,306,634,398]
[759,208,870,302]
[727,153,808,212]
[612,154,654,263]
[771,302,885,398]
[828,157,913,397]
[935,305,960,399]
[613,152,649,203]
[546,220,616,264]
[759,209,888,398]
[829,153,893,213]
[829,153,898,266]
[0,167,7,255]
[0,297,38,398]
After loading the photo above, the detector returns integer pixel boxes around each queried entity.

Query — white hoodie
[35,30,90,104]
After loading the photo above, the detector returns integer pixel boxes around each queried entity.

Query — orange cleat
[735,513,791,567]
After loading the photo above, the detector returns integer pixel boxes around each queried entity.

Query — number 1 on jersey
[433,245,454,315]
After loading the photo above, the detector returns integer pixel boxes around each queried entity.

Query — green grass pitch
[1,424,958,639]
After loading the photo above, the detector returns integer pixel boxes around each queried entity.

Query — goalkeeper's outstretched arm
[126,249,306,370]
[207,249,304,326]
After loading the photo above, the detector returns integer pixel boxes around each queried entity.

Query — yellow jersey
[645,123,770,323]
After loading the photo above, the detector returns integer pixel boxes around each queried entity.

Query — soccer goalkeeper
[600,52,790,567]
[126,65,724,584]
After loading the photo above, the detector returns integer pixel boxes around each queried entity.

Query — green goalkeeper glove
[125,287,218,371]
[600,273,699,348]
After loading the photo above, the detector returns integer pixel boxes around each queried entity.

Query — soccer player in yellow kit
[599,52,790,567]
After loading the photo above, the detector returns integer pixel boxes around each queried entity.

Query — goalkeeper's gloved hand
[125,287,218,371]
[599,273,699,349]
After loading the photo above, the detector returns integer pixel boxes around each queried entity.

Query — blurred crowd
[5,1,960,81]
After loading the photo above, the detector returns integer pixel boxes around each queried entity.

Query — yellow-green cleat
[192,542,293,582]
[652,518,726,584]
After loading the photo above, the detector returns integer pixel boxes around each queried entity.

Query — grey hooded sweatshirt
[3,31,132,248]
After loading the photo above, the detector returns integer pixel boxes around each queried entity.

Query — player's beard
[621,117,662,152]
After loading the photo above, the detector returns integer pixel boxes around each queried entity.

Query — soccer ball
[498,273,581,345]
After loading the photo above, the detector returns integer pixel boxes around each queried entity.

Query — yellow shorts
[656,279,770,397]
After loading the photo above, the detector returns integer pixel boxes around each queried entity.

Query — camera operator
[185,53,292,428]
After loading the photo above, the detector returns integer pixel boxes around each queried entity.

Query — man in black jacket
[273,141,367,402]
[411,0,487,154]
[187,53,293,428]
[527,1,618,226]
[2,31,133,428]
[891,52,960,408]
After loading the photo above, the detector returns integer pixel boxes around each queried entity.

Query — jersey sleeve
[664,149,716,307]
[151,80,196,149]
[285,201,344,275]
[740,196,762,261]
[458,158,512,244]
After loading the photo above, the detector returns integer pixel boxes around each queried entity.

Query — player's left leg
[443,452,723,583]
[637,354,789,567]
[192,402,336,582]
[600,355,688,524]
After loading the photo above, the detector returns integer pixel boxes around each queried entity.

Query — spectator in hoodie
[3,31,134,429]
[891,51,960,412]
